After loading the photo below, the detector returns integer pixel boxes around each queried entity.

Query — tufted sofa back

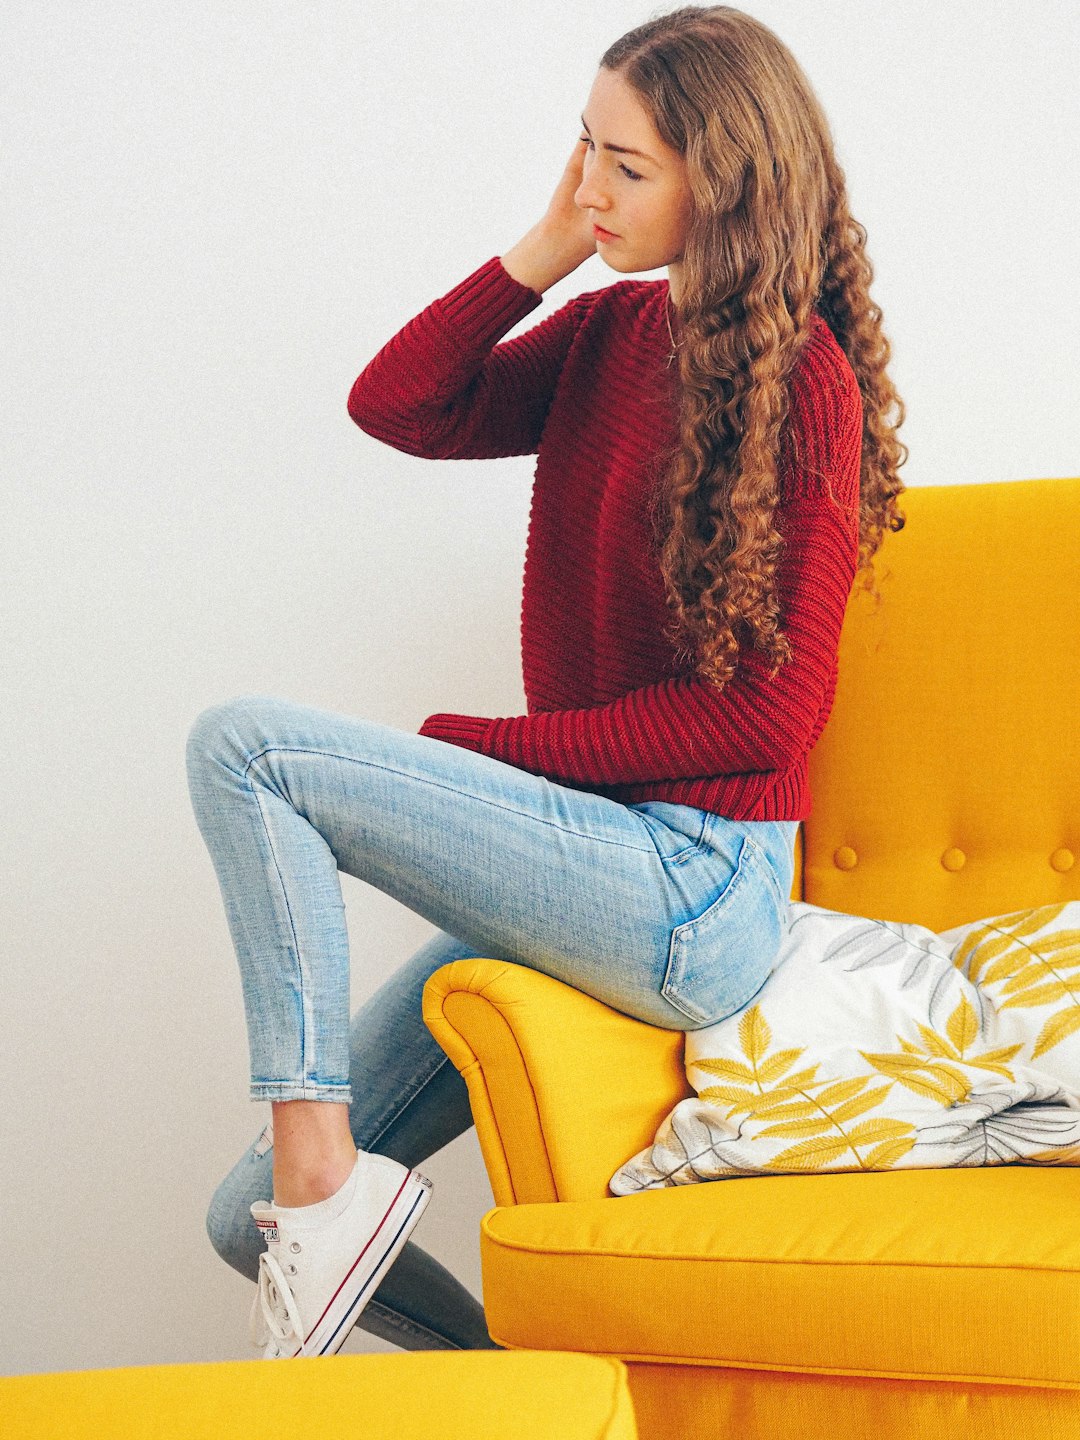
[799,476,1079,931]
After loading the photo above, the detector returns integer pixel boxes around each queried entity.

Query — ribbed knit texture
[347,255,864,820]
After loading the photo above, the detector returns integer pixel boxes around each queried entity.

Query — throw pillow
[610,899,1080,1192]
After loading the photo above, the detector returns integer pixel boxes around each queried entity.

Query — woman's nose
[575,179,609,213]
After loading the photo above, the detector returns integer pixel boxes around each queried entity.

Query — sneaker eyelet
[286,1263,297,1274]
[290,1241,302,1252]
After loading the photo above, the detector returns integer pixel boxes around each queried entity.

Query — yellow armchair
[422,478,1080,1440]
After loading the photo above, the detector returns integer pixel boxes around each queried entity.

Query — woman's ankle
[268,1098,357,1207]
[273,1149,357,1208]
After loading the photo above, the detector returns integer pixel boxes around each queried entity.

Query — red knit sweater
[347,255,863,820]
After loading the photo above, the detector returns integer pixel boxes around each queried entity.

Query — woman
[187,3,907,1359]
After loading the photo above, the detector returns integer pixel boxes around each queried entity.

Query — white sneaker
[248,1149,433,1358]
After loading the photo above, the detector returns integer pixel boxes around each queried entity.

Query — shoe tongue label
[253,1216,279,1245]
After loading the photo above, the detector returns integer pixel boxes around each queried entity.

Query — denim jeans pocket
[628,800,712,865]
[660,835,785,1029]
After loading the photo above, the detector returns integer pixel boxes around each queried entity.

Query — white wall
[3,0,1077,1376]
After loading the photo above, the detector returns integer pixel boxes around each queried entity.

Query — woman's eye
[578,135,643,183]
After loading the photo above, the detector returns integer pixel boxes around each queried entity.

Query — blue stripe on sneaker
[316,1185,429,1356]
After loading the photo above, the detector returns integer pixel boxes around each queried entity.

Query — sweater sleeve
[347,255,600,461]
[418,356,864,785]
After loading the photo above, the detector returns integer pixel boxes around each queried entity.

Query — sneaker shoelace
[250,1248,307,1356]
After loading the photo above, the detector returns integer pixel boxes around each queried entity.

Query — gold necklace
[664,295,679,367]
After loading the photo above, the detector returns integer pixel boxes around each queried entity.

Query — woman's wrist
[500,225,583,295]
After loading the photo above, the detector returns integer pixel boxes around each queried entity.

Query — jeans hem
[250,1082,352,1103]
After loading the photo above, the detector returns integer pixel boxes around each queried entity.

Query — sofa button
[1050,847,1075,873]
[833,846,858,870]
[941,847,966,872]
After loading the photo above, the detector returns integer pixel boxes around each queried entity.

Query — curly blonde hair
[600,4,908,687]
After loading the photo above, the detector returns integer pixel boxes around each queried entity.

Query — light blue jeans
[185,693,798,1351]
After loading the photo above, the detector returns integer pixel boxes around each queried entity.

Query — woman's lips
[593,224,618,241]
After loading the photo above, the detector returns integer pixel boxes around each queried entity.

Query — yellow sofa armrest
[422,959,691,1205]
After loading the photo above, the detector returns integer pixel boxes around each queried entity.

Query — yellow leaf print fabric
[609,900,1080,1192]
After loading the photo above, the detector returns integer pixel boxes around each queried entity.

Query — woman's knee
[185,695,279,767]
[204,1144,272,1281]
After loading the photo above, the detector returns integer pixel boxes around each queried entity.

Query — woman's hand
[500,139,598,295]
[538,137,598,267]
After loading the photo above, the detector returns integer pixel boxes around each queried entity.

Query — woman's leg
[205,928,502,1351]
[187,692,797,1348]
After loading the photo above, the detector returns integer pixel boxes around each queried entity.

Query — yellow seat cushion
[480,1166,1080,1389]
[2,1350,639,1440]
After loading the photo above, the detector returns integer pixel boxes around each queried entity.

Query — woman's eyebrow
[580,114,659,165]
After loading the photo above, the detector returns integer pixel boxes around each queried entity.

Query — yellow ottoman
[2,1349,637,1439]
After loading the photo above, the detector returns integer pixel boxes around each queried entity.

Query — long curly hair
[599,5,908,687]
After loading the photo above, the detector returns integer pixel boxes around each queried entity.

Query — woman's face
[575,68,693,290]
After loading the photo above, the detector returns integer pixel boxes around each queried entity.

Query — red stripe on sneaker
[316,1186,429,1355]
[302,1169,415,1346]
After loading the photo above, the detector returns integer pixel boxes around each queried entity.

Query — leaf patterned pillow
[609,900,1080,1193]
